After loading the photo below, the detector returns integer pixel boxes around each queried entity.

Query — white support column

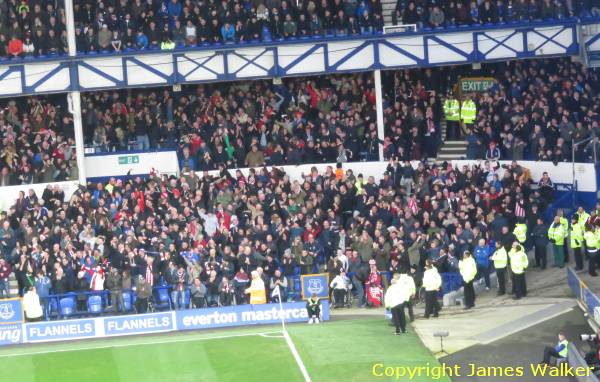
[65,0,86,185]
[374,69,385,161]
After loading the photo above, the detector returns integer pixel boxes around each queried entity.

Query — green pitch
[0,318,451,382]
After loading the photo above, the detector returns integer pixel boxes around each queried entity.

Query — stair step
[437,154,465,159]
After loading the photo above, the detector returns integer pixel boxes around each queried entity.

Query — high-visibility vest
[248,278,266,304]
[571,223,584,248]
[491,247,508,269]
[461,99,476,124]
[558,340,569,358]
[459,257,477,283]
[509,249,528,274]
[422,268,442,291]
[161,40,175,50]
[560,217,568,228]
[585,231,599,253]
[444,99,460,121]
[578,212,590,228]
[355,179,367,195]
[548,223,567,246]
[513,224,527,244]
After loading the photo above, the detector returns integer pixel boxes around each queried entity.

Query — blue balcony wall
[0,18,594,98]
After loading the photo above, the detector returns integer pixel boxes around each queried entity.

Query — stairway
[8,274,19,298]
[382,0,397,25]
[436,121,468,161]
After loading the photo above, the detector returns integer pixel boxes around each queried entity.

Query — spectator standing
[0,258,11,299]
[23,287,43,322]
[547,216,567,268]
[459,251,477,309]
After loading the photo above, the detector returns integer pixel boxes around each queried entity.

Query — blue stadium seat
[154,286,171,310]
[293,276,301,292]
[48,297,58,318]
[87,295,103,314]
[59,297,75,317]
[122,291,133,311]
[184,288,190,308]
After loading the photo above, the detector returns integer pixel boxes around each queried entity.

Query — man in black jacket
[531,218,549,269]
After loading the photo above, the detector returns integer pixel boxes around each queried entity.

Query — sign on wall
[0,301,330,347]
[300,274,330,300]
[84,150,180,179]
[26,318,96,343]
[0,299,24,324]
[458,77,496,93]
[175,302,328,330]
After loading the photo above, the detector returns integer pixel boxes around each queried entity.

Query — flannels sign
[104,312,174,336]
[26,319,96,342]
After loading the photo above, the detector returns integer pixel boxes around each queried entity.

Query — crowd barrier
[0,301,330,346]
[566,267,600,382]
[567,267,600,324]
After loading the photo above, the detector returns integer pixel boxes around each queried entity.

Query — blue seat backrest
[59,298,74,316]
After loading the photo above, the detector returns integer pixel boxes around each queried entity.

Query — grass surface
[0,318,450,382]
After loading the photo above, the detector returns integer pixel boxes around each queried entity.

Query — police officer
[491,241,508,296]
[585,225,599,277]
[384,272,414,335]
[548,216,567,268]
[509,242,528,300]
[444,92,460,140]
[557,210,570,263]
[422,260,442,319]
[571,215,585,271]
[459,251,477,309]
[577,206,590,228]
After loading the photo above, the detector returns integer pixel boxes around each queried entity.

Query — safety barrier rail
[566,267,600,382]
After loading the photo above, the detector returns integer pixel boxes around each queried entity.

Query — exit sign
[459,78,496,93]
[118,155,139,165]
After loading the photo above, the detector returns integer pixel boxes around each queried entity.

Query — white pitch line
[0,331,284,358]
[259,333,285,338]
[283,329,312,382]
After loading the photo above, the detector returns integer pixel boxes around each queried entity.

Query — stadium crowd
[82,74,382,168]
[392,0,600,28]
[0,0,67,58]
[73,0,386,52]
[0,148,594,320]
[0,57,598,187]
[383,58,600,163]
[0,95,79,186]
[457,59,600,163]
[0,0,597,58]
